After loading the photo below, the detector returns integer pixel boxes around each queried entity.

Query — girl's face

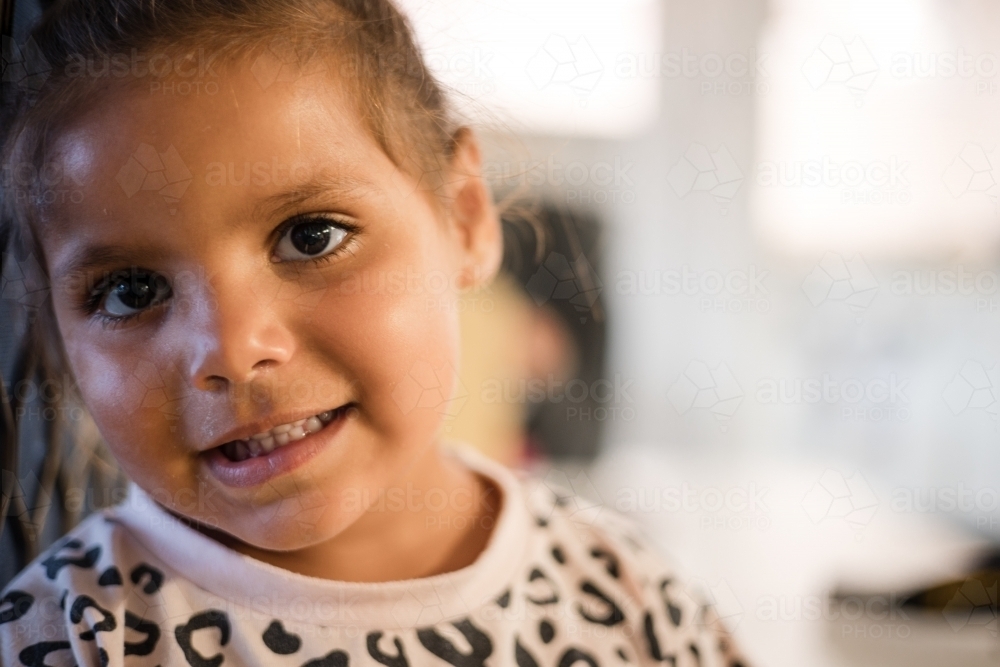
[40,63,499,550]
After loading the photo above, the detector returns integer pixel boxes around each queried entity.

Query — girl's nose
[186,279,296,391]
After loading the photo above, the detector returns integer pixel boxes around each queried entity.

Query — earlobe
[446,128,502,291]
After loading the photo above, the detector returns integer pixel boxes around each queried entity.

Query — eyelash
[271,213,360,264]
[82,214,359,328]
[79,270,166,330]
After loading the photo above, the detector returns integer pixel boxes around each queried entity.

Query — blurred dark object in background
[1,0,45,48]
[500,203,607,461]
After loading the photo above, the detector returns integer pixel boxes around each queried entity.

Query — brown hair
[0,0,458,560]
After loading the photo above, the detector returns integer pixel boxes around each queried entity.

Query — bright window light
[395,0,663,138]
[751,0,1000,260]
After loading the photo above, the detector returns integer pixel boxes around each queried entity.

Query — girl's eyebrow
[251,173,374,221]
[54,244,165,283]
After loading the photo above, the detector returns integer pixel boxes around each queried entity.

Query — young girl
[0,1,748,665]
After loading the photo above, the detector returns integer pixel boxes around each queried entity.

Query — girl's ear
[444,128,502,290]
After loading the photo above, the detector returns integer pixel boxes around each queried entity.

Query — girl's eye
[100,269,172,317]
[274,218,349,262]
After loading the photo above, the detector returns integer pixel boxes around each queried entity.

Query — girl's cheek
[63,328,175,447]
[313,267,461,430]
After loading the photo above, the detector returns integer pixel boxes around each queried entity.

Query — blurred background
[3,0,999,665]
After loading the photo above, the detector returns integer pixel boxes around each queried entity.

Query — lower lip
[203,411,349,488]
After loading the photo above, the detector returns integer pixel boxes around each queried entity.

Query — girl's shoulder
[513,471,750,667]
[2,505,144,599]
[1,505,170,666]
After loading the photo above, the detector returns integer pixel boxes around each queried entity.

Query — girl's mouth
[220,407,347,462]
[204,403,355,487]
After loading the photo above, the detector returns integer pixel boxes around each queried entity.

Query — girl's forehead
[42,66,392,224]
[36,67,413,266]
[55,64,372,185]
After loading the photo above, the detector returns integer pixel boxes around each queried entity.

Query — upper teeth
[223,410,336,461]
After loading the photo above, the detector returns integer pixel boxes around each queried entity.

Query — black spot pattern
[303,650,349,667]
[175,609,230,667]
[660,580,683,627]
[643,611,675,664]
[589,548,619,579]
[0,590,33,624]
[131,563,164,594]
[616,647,629,662]
[263,620,302,655]
[367,632,408,667]
[416,618,492,667]
[496,589,511,608]
[539,619,555,643]
[577,580,625,626]
[69,595,117,640]
[18,641,73,667]
[125,610,161,656]
[515,639,540,667]
[526,568,559,605]
[551,545,566,564]
[40,539,101,580]
[558,647,599,667]
[98,566,123,586]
